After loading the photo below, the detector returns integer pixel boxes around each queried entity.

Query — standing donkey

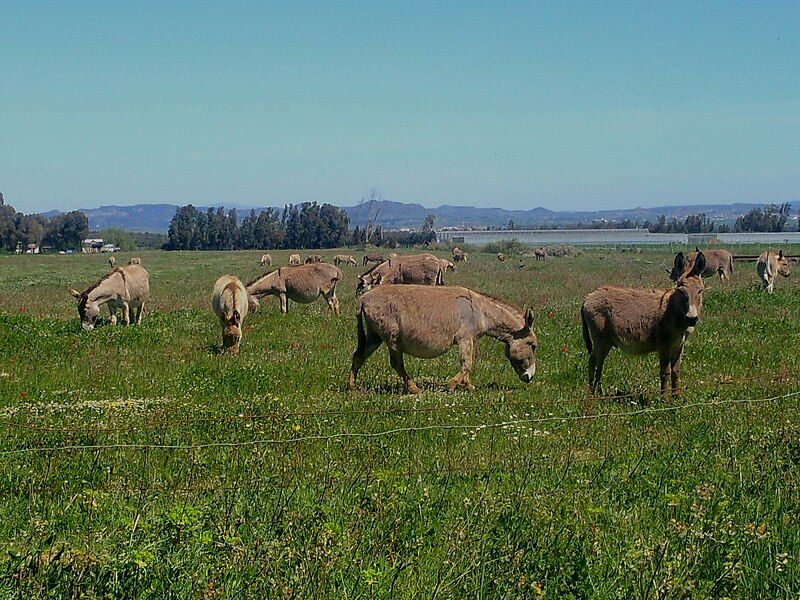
[581,252,706,398]
[756,250,790,293]
[247,263,343,315]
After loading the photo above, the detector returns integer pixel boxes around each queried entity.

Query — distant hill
[44,200,795,233]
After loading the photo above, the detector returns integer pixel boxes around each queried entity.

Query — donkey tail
[728,252,734,274]
[580,305,593,355]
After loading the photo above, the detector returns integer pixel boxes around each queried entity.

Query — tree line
[0,198,89,252]
[166,203,351,250]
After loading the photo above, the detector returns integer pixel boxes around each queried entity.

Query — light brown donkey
[212,275,258,355]
[260,254,272,267]
[356,253,443,295]
[69,264,150,331]
[581,252,706,398]
[247,263,343,315]
[757,250,790,293]
[668,247,733,283]
[348,285,537,393]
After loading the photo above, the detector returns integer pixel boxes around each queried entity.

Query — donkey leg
[347,333,382,390]
[121,303,131,326]
[588,345,609,396]
[659,352,672,399]
[670,346,685,397]
[135,303,145,325]
[108,305,117,326]
[389,348,422,394]
[449,338,475,391]
[280,293,288,313]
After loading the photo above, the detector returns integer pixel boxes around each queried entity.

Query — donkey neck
[87,271,125,303]
[248,270,280,297]
[476,294,524,342]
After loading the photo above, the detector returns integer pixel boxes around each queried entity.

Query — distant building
[82,238,104,253]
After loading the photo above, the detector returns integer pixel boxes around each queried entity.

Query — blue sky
[2,1,798,214]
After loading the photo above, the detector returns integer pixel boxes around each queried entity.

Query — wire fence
[0,386,797,457]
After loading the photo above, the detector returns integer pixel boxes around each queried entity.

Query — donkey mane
[82,267,126,296]
[473,291,525,321]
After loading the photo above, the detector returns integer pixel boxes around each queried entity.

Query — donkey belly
[398,334,452,359]
[287,289,320,304]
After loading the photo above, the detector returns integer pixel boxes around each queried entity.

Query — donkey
[363,252,384,266]
[534,247,547,261]
[288,254,301,265]
[356,253,443,295]
[668,247,733,283]
[348,285,537,393]
[333,254,357,266]
[581,252,706,398]
[757,250,790,293]
[107,256,116,268]
[260,254,272,267]
[69,264,150,331]
[247,263,343,315]
[305,254,323,264]
[497,253,506,262]
[128,257,142,265]
[452,248,468,263]
[212,275,258,355]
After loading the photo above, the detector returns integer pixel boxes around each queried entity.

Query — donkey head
[672,251,706,328]
[776,250,791,277]
[504,309,538,383]
[222,310,242,354]
[69,288,101,331]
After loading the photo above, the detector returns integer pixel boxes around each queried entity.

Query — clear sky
[2,1,798,214]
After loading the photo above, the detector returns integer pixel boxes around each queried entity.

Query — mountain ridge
[42,200,795,233]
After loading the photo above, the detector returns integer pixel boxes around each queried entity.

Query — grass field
[0,246,798,598]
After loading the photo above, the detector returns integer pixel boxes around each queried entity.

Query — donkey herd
[68,247,792,398]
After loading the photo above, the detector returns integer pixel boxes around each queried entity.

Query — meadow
[0,246,798,598]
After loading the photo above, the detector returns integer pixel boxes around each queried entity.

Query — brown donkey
[246,263,343,315]
[581,251,706,398]
[348,285,537,393]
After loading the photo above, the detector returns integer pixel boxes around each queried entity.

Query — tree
[735,204,790,232]
[98,228,135,251]
[167,205,198,250]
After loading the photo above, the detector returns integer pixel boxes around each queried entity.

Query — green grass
[0,247,798,598]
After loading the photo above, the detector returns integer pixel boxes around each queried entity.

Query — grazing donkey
[581,252,706,398]
[668,247,733,283]
[333,254,357,267]
[247,263,343,315]
[497,253,506,261]
[107,256,116,268]
[363,252,384,266]
[128,257,142,265]
[348,285,537,393]
[534,247,547,261]
[452,248,468,263]
[212,275,258,355]
[260,254,272,267]
[356,253,443,295]
[288,254,301,265]
[305,254,323,264]
[757,250,790,293]
[69,264,150,331]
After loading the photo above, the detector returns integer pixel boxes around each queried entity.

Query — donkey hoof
[406,382,422,394]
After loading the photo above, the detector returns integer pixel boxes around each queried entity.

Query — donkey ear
[689,252,706,277]
[672,252,685,278]
[524,308,535,330]
[229,309,241,325]
[69,288,82,298]
[779,249,784,259]
[695,246,700,253]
